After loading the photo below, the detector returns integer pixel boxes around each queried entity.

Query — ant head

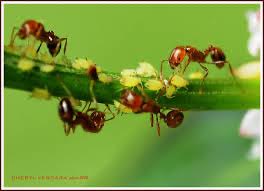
[169,46,186,68]
[120,90,143,113]
[45,31,61,57]
[58,98,74,123]
[210,47,226,67]
[90,111,105,130]
[45,31,57,43]
[165,110,184,128]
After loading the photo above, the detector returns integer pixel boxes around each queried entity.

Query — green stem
[4,49,260,110]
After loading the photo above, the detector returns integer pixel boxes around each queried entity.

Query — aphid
[145,79,163,91]
[98,73,113,84]
[17,58,35,71]
[40,64,55,73]
[72,58,94,70]
[170,74,189,88]
[160,45,236,86]
[121,69,137,77]
[10,20,67,57]
[136,62,157,77]
[165,84,177,98]
[120,76,141,88]
[188,71,203,80]
[31,88,51,100]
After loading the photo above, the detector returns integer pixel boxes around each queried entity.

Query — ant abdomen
[209,47,227,68]
[90,111,105,130]
[58,98,74,123]
[18,20,45,39]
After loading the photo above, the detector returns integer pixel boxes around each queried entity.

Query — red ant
[160,45,236,86]
[58,97,114,135]
[120,89,184,136]
[9,19,67,57]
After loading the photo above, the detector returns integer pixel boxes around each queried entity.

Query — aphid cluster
[10,20,236,136]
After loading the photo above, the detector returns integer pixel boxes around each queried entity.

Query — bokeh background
[4,4,260,187]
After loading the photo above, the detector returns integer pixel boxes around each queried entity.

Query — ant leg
[198,63,209,93]
[160,59,168,81]
[61,38,68,55]
[89,80,98,109]
[56,75,81,107]
[182,58,191,75]
[150,113,154,127]
[9,26,19,46]
[36,42,43,53]
[64,123,71,136]
[105,104,116,121]
[81,101,89,112]
[227,61,244,91]
[155,114,161,136]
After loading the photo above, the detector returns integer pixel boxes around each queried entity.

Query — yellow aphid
[120,76,141,87]
[17,58,35,71]
[114,100,132,113]
[31,88,51,100]
[98,73,112,83]
[170,74,189,88]
[72,58,94,70]
[40,64,55,73]
[235,61,260,79]
[188,71,203,79]
[39,53,53,64]
[69,97,81,107]
[166,85,176,98]
[121,69,137,76]
[145,79,163,91]
[24,45,37,58]
[136,62,157,77]
[96,65,102,73]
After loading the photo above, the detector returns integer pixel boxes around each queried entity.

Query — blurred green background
[4,4,260,187]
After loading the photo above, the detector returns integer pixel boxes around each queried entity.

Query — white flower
[239,109,260,160]
[246,10,260,56]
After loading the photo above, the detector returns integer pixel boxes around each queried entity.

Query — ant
[58,97,114,135]
[160,45,236,87]
[120,89,184,136]
[9,19,67,57]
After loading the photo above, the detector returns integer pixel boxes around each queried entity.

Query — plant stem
[4,49,260,110]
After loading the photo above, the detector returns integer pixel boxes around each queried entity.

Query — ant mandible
[9,20,67,57]
[58,97,114,135]
[160,45,236,86]
[120,89,184,136]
